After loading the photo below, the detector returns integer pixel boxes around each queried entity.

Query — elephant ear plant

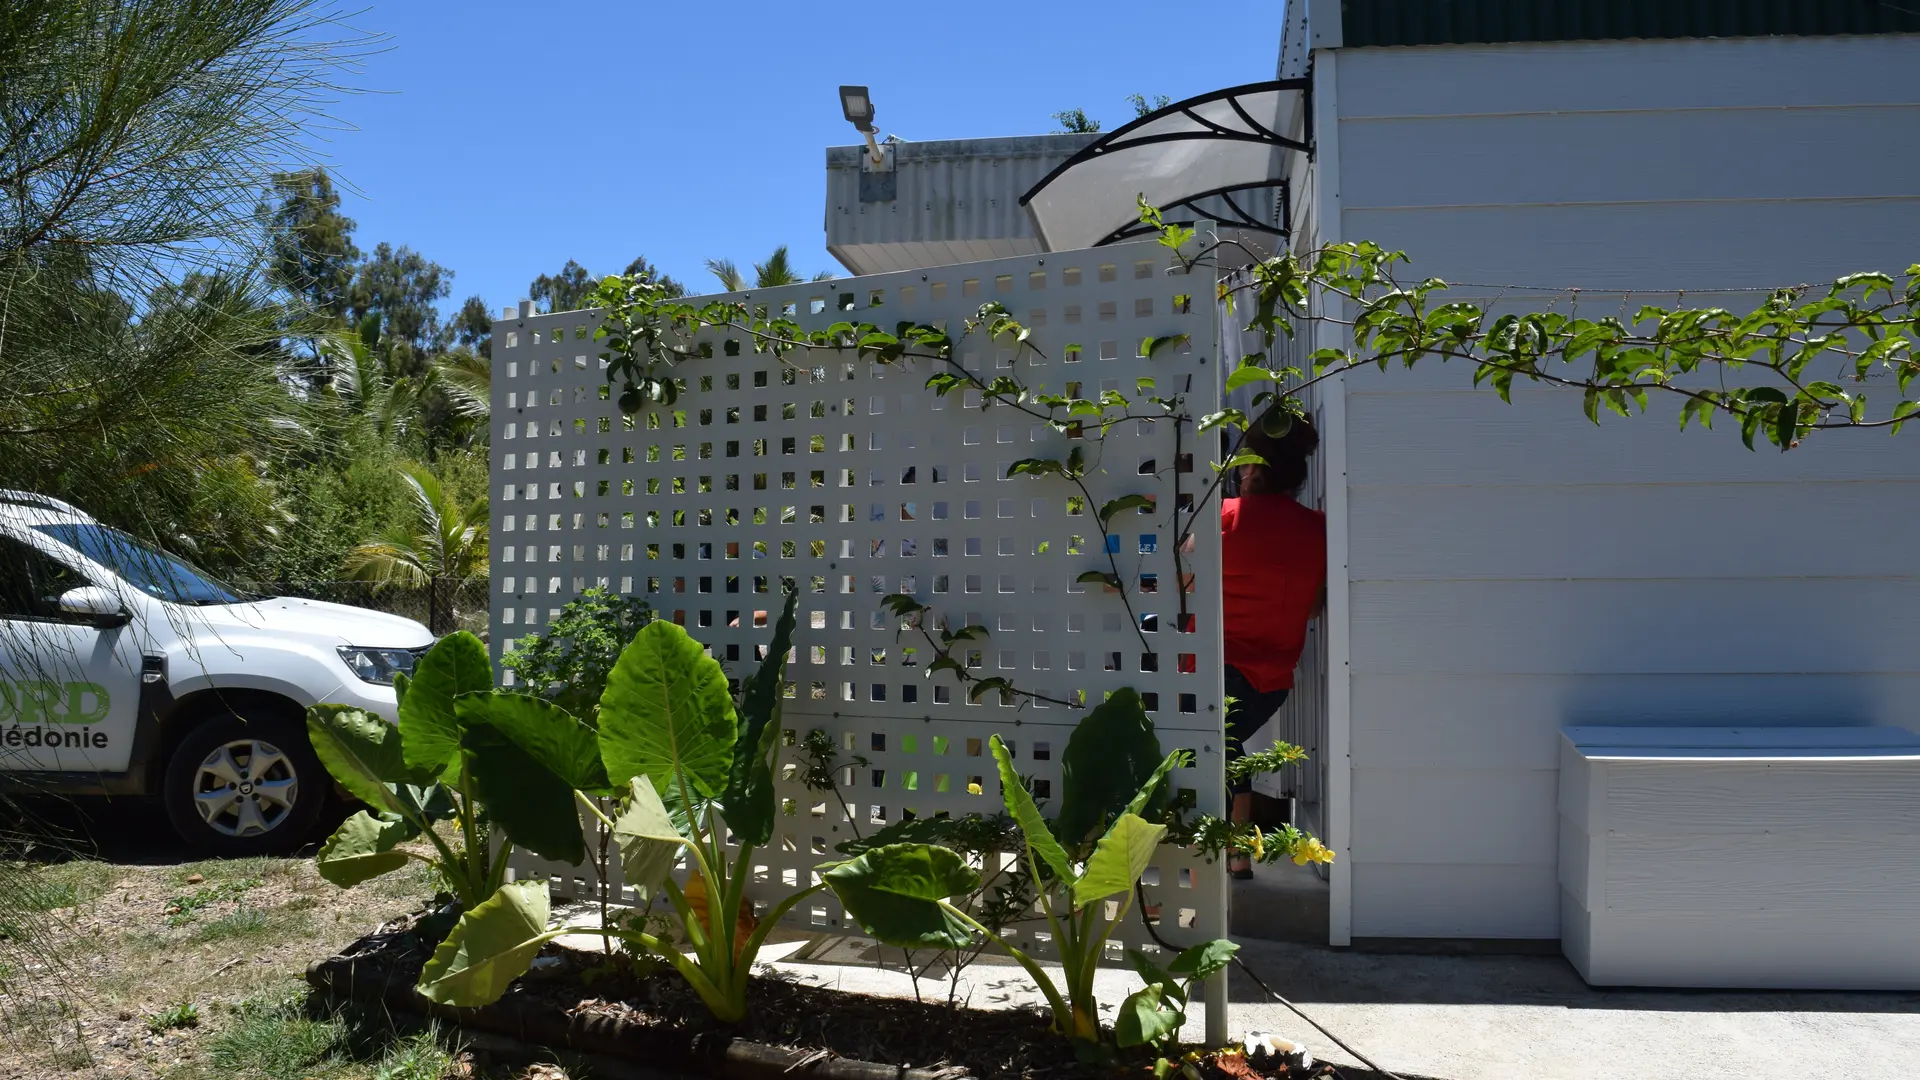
[308,631,609,912]
[415,591,806,1021]
[825,689,1192,1046]
[1117,940,1239,1054]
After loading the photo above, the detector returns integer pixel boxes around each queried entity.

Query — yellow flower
[1292,837,1336,866]
[966,781,982,795]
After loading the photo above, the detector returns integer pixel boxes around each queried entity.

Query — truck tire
[162,709,328,856]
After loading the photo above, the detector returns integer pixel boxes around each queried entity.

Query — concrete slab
[1231,859,1329,944]
[767,937,1920,1080]
[1220,938,1920,1080]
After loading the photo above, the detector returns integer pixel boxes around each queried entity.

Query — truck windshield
[31,523,244,606]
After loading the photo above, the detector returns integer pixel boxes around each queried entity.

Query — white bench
[1559,725,1920,989]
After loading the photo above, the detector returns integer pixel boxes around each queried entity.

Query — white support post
[1309,46,1354,947]
[1195,220,1232,1050]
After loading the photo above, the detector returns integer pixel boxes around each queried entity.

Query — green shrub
[500,586,652,721]
[145,1001,200,1034]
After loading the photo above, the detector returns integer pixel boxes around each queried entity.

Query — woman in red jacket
[1220,411,1326,878]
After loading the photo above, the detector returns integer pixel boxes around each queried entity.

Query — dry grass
[0,850,399,1079]
[0,819,584,1080]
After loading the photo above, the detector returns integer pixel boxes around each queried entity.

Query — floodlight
[838,85,885,167]
[839,85,876,132]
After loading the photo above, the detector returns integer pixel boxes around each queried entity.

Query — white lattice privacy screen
[490,238,1227,964]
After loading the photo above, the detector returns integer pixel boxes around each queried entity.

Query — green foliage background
[0,2,673,599]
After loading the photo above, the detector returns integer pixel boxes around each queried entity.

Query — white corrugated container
[825,134,1095,275]
[1559,725,1920,989]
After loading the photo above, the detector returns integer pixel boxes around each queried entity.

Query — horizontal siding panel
[1346,389,1920,486]
[1602,760,1920,835]
[1336,36,1920,119]
[1348,481,1920,581]
[1351,862,1560,938]
[1349,674,1920,771]
[1342,106,1920,210]
[1351,767,1557,865]
[1341,198,1920,291]
[1349,579,1920,676]
[1604,832,1920,915]
[1575,909,1920,988]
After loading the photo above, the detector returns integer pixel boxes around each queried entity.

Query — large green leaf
[991,735,1075,887]
[720,590,797,847]
[464,725,585,865]
[316,810,418,887]
[1168,938,1239,980]
[597,619,737,800]
[611,776,684,892]
[1115,983,1184,1049]
[1122,750,1187,822]
[456,691,609,795]
[400,631,492,776]
[823,843,980,949]
[1071,813,1166,908]
[1056,689,1168,848]
[306,704,412,812]
[659,776,712,840]
[1126,948,1179,998]
[396,781,456,822]
[416,879,553,1007]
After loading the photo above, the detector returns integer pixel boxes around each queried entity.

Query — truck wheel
[162,710,328,856]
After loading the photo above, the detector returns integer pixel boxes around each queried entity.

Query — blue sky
[315,1,1287,318]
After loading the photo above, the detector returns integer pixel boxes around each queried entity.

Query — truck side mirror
[58,586,131,629]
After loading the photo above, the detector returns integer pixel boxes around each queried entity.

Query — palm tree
[704,247,836,292]
[323,328,426,446]
[753,246,805,287]
[433,346,490,421]
[345,462,488,634]
[704,257,747,293]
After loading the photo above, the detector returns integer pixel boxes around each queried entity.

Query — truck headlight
[336,646,420,686]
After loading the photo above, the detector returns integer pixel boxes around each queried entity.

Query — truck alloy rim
[193,739,298,837]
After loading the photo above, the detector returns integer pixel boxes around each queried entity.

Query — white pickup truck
[0,491,435,854]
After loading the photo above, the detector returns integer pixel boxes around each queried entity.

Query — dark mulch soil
[313,914,1080,1078]
[312,914,1329,1080]
[570,965,1079,1078]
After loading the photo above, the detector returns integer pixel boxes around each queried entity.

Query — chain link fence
[233,579,493,639]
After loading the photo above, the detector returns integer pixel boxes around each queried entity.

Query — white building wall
[1328,33,1920,938]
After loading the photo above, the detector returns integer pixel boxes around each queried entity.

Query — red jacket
[1220,494,1326,692]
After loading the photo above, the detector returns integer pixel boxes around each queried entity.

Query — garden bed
[306,912,1088,1079]
[305,914,1328,1080]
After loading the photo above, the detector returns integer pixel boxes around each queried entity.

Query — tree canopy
[263,167,361,320]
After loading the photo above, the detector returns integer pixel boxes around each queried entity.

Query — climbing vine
[586,203,1917,871]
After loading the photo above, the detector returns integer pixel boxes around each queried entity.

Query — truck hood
[179,595,436,649]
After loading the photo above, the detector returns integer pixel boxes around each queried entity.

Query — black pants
[1224,665,1290,796]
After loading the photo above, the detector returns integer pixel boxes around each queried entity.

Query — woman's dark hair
[1239,408,1319,495]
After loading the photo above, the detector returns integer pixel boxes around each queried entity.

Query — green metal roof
[1341,0,1920,48]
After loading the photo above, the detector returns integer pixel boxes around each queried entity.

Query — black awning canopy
[1019,80,1310,253]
